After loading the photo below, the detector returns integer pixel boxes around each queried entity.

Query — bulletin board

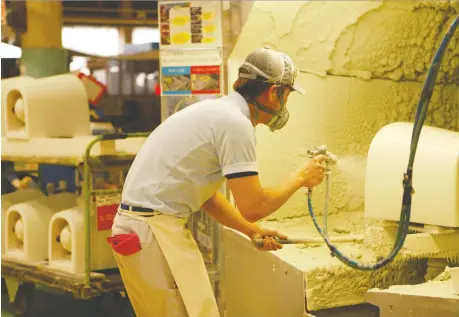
[158,1,224,119]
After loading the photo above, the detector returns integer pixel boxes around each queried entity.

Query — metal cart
[1,132,149,316]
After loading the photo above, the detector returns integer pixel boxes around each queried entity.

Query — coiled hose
[307,15,459,271]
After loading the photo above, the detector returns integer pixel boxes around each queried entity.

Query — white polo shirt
[121,91,258,218]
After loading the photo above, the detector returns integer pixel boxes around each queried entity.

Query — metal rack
[1,132,148,316]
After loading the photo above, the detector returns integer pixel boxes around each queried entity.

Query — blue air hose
[307,15,459,271]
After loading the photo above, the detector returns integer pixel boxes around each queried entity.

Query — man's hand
[249,227,288,251]
[295,154,328,188]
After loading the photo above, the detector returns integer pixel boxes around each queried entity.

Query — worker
[108,47,328,317]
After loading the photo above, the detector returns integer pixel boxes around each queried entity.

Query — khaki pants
[112,211,188,317]
[111,210,220,317]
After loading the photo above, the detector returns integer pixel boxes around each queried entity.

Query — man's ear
[267,85,278,102]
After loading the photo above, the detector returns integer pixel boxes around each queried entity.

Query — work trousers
[112,211,188,317]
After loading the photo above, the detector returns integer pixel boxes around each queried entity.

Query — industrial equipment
[48,194,119,275]
[305,14,459,272]
[1,72,148,316]
[2,74,90,140]
[4,193,77,263]
[79,45,162,133]
[1,188,44,254]
[1,133,146,316]
[222,6,459,316]
[222,120,459,316]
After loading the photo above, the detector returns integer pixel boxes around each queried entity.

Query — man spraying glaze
[108,48,328,317]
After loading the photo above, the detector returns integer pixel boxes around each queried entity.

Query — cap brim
[291,83,305,95]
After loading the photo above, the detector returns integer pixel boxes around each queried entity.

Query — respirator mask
[252,86,289,132]
[239,55,301,132]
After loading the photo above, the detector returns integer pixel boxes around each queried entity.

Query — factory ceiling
[2,0,158,31]
[62,0,158,27]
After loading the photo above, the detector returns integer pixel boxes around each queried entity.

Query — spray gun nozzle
[307,145,338,165]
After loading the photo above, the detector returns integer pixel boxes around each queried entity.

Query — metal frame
[1,132,149,302]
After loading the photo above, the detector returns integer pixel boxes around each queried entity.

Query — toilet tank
[364,122,459,227]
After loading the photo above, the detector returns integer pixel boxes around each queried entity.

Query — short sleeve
[214,116,258,177]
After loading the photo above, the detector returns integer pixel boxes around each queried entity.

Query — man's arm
[201,191,259,238]
[212,114,326,223]
[201,191,287,251]
[226,155,328,222]
[226,173,301,222]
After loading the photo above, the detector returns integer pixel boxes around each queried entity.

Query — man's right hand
[296,154,328,188]
[249,227,288,251]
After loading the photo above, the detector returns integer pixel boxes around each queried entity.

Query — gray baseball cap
[238,48,305,95]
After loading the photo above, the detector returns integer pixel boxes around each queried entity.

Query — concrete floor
[1,280,379,317]
[1,282,135,317]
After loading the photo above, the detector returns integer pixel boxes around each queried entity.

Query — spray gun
[306,145,337,237]
[307,145,338,167]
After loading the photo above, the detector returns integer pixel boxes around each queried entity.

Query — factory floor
[1,282,135,317]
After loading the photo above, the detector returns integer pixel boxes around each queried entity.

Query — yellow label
[203,12,214,20]
[203,25,215,33]
[172,32,191,44]
[199,76,211,82]
[202,37,216,44]
[171,16,190,26]
[164,77,173,84]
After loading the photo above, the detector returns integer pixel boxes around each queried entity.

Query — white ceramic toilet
[4,193,77,263]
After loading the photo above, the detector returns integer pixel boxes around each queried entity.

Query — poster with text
[191,65,220,95]
[161,66,192,95]
[159,1,221,48]
[161,65,221,95]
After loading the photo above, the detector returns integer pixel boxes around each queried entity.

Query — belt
[119,203,155,213]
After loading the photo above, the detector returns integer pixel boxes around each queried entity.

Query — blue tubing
[308,15,459,271]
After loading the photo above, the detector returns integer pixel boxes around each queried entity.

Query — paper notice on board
[162,66,192,95]
[161,65,220,95]
[200,3,217,44]
[191,66,220,94]
[161,49,221,67]
[159,1,220,47]
[170,6,192,45]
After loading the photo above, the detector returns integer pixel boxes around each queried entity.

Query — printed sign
[97,204,118,231]
[161,66,191,95]
[160,49,222,67]
[159,1,221,47]
[96,194,120,231]
[191,65,220,94]
[161,65,220,95]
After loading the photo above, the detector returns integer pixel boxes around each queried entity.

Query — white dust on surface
[258,213,427,311]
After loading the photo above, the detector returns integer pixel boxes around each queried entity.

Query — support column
[118,0,133,53]
[119,27,133,53]
[20,0,68,78]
